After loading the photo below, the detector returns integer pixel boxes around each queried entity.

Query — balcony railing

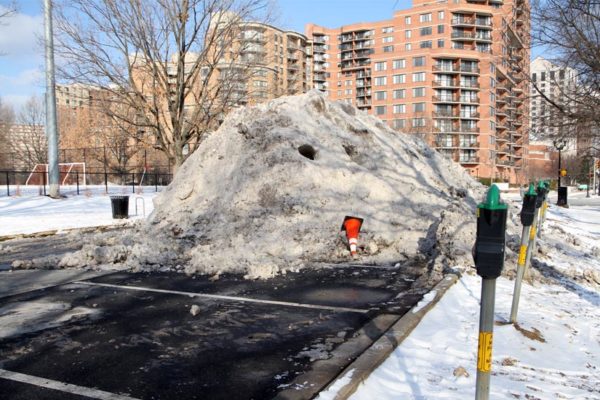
[459,141,480,148]
[452,32,476,40]
[459,156,480,164]
[459,97,479,103]
[433,80,459,87]
[459,65,480,74]
[433,95,459,102]
[460,111,480,119]
[460,82,480,89]
[434,111,460,118]
[460,126,479,133]
[452,17,474,25]
[433,65,458,73]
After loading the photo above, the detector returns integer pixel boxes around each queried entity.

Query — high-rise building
[306,0,530,184]
[529,56,578,151]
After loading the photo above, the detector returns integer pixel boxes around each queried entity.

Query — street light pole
[554,139,567,207]
[44,0,60,198]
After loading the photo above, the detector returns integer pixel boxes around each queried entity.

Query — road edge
[321,272,461,399]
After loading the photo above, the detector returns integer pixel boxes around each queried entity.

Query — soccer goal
[25,162,86,186]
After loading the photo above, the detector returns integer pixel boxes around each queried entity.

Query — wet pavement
[0,265,429,399]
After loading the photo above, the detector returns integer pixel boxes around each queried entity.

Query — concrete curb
[321,272,461,400]
[0,222,133,242]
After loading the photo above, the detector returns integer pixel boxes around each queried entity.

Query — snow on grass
[321,202,600,400]
[0,187,159,237]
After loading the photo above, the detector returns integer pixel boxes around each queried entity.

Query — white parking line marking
[0,368,140,400]
[76,281,369,314]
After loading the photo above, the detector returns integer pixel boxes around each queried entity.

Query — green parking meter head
[520,183,537,226]
[477,184,508,211]
[474,184,508,279]
[534,181,545,206]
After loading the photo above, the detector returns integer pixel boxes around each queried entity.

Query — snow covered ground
[0,186,159,237]
[320,199,600,400]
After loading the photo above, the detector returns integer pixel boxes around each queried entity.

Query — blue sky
[0,0,408,110]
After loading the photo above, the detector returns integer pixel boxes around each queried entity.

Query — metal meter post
[537,181,549,238]
[510,184,537,323]
[474,185,508,400]
[523,182,545,281]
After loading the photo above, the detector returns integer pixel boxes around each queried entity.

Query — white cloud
[0,6,43,60]
[0,67,43,87]
[1,93,32,110]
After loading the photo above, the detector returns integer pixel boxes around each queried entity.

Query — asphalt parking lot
[0,264,429,400]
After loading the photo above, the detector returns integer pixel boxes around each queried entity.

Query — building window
[374,76,387,86]
[393,74,406,84]
[345,80,352,86]
[382,26,394,33]
[541,72,546,81]
[412,72,426,82]
[383,45,394,52]
[412,117,426,127]
[393,89,406,99]
[438,24,444,33]
[375,105,387,115]
[393,104,406,114]
[375,90,387,100]
[413,56,425,67]
[393,119,406,129]
[374,61,387,71]
[405,29,412,39]
[345,88,353,95]
[420,13,432,23]
[413,87,426,97]
[405,43,412,51]
[532,72,537,82]
[405,16,411,25]
[383,36,394,43]
[438,39,445,48]
[420,40,432,48]
[438,11,445,20]
[420,27,432,36]
[413,102,426,112]
[393,59,406,69]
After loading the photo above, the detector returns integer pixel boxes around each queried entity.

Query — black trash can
[557,186,568,207]
[110,195,130,219]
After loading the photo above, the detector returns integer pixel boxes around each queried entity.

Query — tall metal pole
[476,278,496,400]
[557,149,562,188]
[44,0,60,198]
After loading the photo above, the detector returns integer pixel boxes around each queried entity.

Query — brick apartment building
[305,0,530,184]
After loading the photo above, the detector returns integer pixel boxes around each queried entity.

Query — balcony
[459,156,480,164]
[459,141,480,149]
[313,45,326,53]
[460,125,479,133]
[356,89,371,97]
[460,111,480,119]
[356,100,371,107]
[460,82,480,89]
[341,34,354,43]
[313,73,327,82]
[459,65,480,74]
[475,33,493,42]
[433,80,459,88]
[452,17,475,26]
[436,141,457,149]
[433,65,458,73]
[312,36,326,44]
[474,19,493,28]
[434,110,460,118]
[433,95,459,103]
[452,31,476,40]
[459,96,479,104]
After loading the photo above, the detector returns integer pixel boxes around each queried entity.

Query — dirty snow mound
[139,91,481,277]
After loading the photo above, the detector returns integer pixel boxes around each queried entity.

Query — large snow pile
[15,91,486,280]
[133,91,481,278]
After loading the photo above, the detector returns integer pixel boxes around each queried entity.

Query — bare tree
[54,0,273,171]
[0,96,15,168]
[530,0,600,149]
[11,96,48,169]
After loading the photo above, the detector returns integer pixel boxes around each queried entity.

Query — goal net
[25,163,86,186]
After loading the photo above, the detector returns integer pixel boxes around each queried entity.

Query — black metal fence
[0,170,173,197]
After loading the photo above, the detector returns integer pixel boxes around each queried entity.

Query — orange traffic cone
[341,216,363,259]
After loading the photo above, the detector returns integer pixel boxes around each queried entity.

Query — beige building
[306,0,531,184]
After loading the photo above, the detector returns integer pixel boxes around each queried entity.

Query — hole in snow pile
[298,144,317,160]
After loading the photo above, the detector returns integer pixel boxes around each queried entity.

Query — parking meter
[520,184,537,227]
[474,185,508,279]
